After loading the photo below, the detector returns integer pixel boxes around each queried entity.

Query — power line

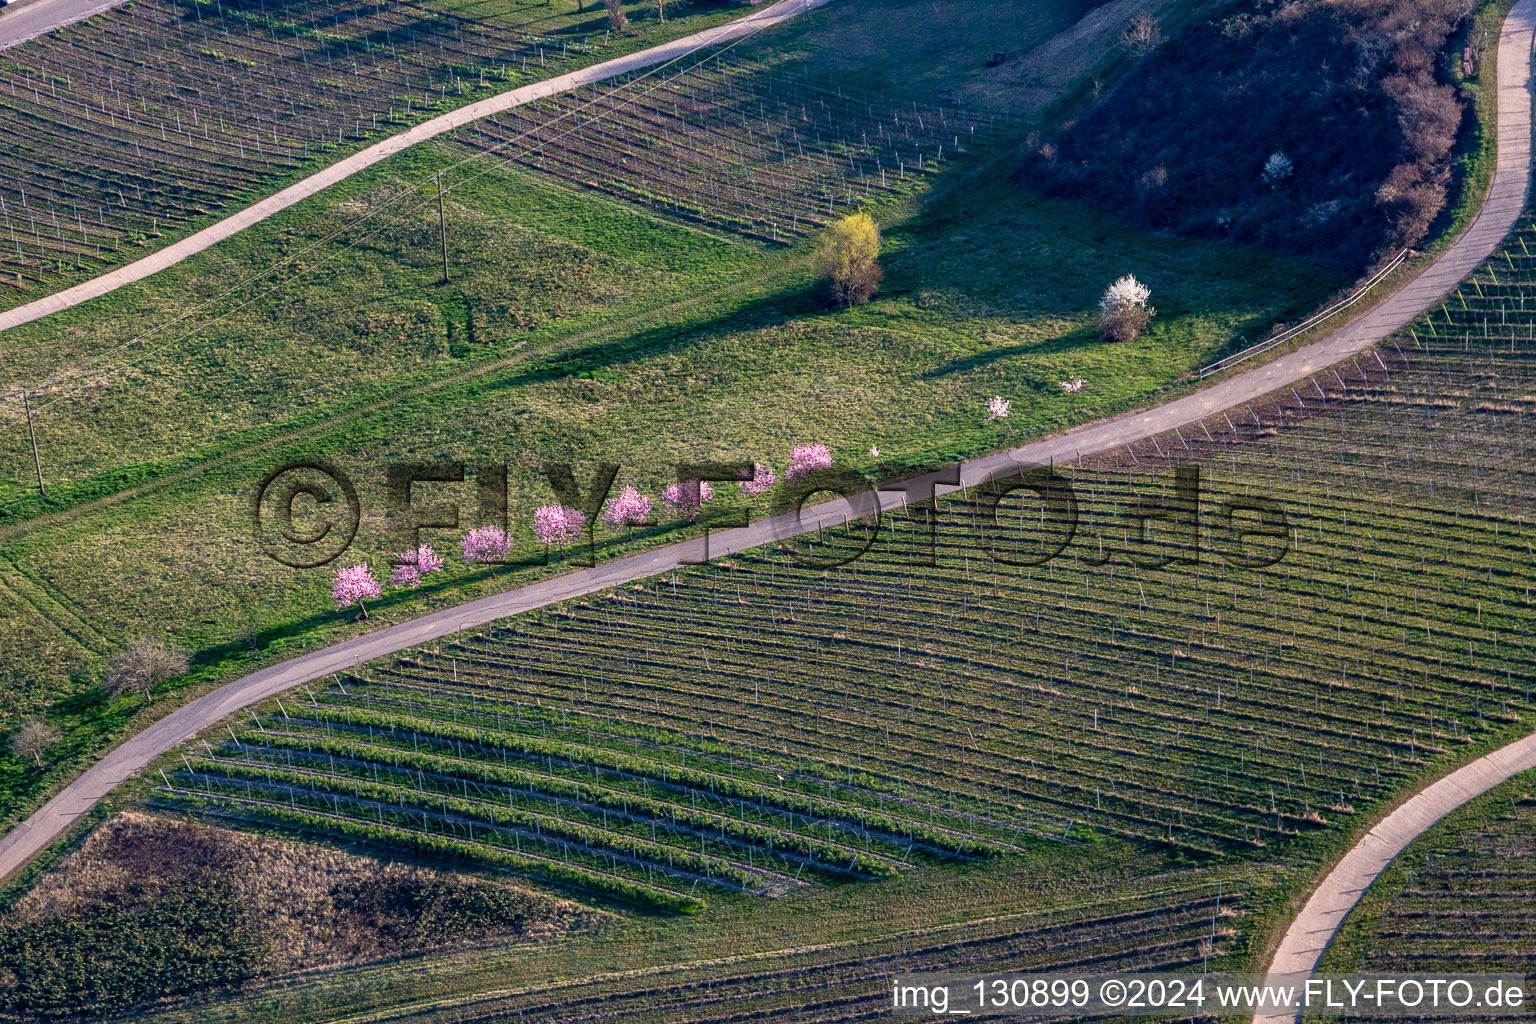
[21,390,43,495]
[434,170,450,284]
[24,54,761,416]
[21,1,809,406]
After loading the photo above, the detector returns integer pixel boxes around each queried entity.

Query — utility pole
[434,171,450,284]
[21,390,44,496]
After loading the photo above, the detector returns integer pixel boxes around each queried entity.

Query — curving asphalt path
[0,0,127,51]
[0,0,831,334]
[0,0,1532,899]
[1248,4,1536,1020]
[1252,734,1536,1024]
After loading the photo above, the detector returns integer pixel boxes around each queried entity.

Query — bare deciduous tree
[1465,26,1488,67]
[1122,13,1164,55]
[10,719,60,767]
[105,637,189,704]
[605,0,630,33]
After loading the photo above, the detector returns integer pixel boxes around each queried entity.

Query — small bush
[604,0,629,33]
[1097,274,1154,342]
[813,211,884,308]
[1122,13,1164,55]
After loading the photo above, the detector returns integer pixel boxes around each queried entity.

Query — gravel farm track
[1,1,1535,1016]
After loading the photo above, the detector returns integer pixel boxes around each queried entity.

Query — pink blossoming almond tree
[461,526,512,565]
[785,444,833,481]
[532,503,587,548]
[389,544,445,589]
[332,564,382,620]
[737,462,777,496]
[599,486,654,532]
[662,480,715,521]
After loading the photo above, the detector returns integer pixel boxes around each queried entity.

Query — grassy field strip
[244,711,1008,860]
[0,254,809,542]
[188,744,904,874]
[300,683,1042,845]
[162,697,992,903]
[391,904,1229,1022]
[0,550,108,652]
[0,0,828,332]
[160,788,717,902]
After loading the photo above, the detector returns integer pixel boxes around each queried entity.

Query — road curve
[1252,734,1536,1024]
[0,0,831,335]
[0,0,1531,889]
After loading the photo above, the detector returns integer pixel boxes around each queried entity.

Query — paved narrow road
[1252,734,1536,1024]
[0,0,830,334]
[0,0,1532,899]
[0,0,126,50]
[1247,4,1536,1021]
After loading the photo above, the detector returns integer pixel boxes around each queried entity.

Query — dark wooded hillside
[1034,0,1480,274]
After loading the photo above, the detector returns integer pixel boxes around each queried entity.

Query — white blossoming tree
[1096,274,1155,343]
[1263,151,1293,188]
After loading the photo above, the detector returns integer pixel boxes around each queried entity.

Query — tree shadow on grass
[0,269,822,531]
[917,326,1104,381]
[183,523,689,681]
[871,143,1342,354]
[474,280,824,398]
